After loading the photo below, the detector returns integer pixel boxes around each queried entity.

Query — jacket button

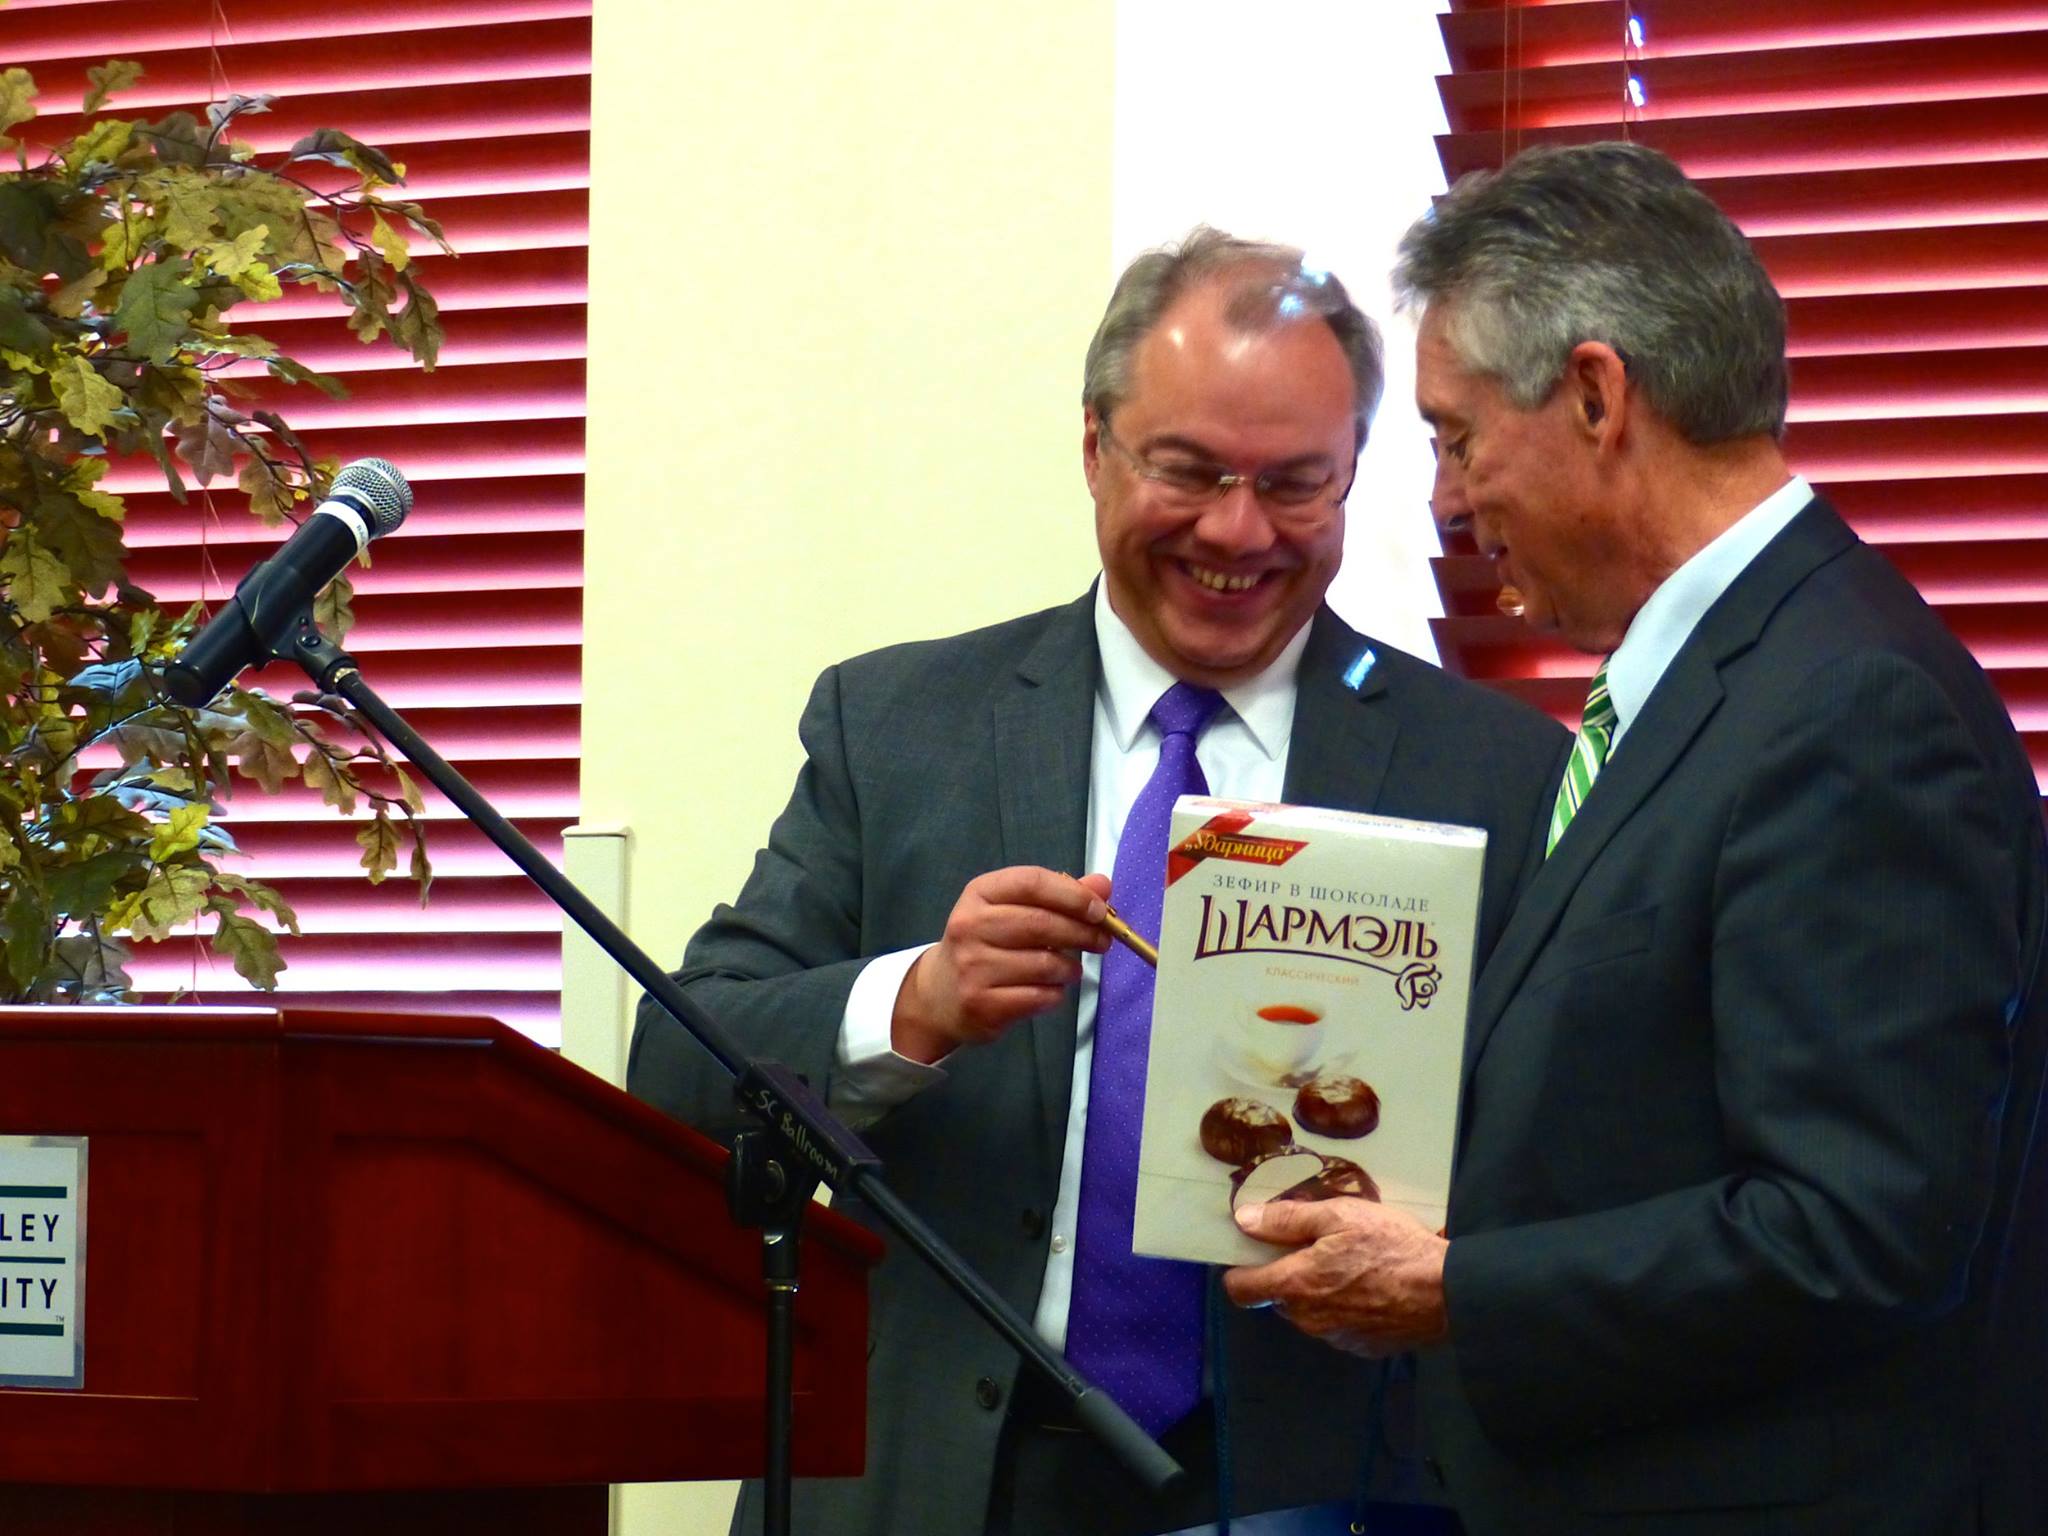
[975,1376,1003,1411]
[1424,1455,1447,1488]
[1021,1208,1046,1239]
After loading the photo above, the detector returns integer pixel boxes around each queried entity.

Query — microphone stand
[267,616,1184,1535]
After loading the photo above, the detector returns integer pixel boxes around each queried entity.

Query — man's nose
[1193,481,1279,553]
[1429,459,1471,536]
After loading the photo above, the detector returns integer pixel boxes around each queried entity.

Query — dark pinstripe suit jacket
[628,593,1567,1536]
[1419,499,2048,1536]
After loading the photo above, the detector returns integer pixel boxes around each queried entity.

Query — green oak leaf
[300,750,358,815]
[370,212,410,273]
[0,529,74,621]
[202,224,267,278]
[390,273,442,370]
[46,849,149,918]
[34,488,127,596]
[287,129,398,185]
[114,258,199,361]
[105,861,209,942]
[83,61,144,116]
[237,458,298,524]
[0,68,37,138]
[346,251,394,343]
[0,289,52,353]
[313,571,355,642]
[357,808,399,883]
[212,870,300,933]
[48,267,106,318]
[210,909,285,989]
[229,730,297,794]
[0,888,50,994]
[233,689,302,749]
[65,118,134,173]
[49,352,126,435]
[409,828,433,904]
[264,353,347,399]
[142,168,220,251]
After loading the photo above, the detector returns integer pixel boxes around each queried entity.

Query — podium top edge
[0,1004,509,1046]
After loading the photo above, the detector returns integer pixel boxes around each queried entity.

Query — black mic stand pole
[270,618,1184,1535]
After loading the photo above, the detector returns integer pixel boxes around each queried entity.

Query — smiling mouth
[1181,561,1267,594]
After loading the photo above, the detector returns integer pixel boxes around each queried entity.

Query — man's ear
[1565,342,1629,445]
[1082,408,1105,496]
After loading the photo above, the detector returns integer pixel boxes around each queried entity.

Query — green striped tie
[1547,660,1617,856]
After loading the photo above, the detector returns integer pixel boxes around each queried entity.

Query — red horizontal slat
[131,530,583,597]
[1788,288,2048,356]
[1703,157,2048,237]
[4,0,589,60]
[194,818,570,877]
[1786,347,2048,419]
[7,19,593,113]
[230,646,582,707]
[1828,475,2048,543]
[1437,92,2048,181]
[21,75,593,158]
[1441,30,2048,134]
[122,475,586,545]
[99,419,587,492]
[194,361,589,432]
[206,760,576,823]
[127,931,562,990]
[1755,220,2048,297]
[1442,0,2048,73]
[1784,411,2048,478]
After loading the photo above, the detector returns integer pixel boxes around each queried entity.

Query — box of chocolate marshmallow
[1131,796,1484,1268]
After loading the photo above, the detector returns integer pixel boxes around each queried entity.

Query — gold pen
[1100,904,1158,969]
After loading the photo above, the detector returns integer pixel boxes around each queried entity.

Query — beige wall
[584,2,1115,1529]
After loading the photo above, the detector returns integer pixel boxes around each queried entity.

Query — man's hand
[1222,1197,1451,1358]
[891,867,1113,1063]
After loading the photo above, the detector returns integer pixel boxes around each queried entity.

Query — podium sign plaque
[0,1136,86,1390]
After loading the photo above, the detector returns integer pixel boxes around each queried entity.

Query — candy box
[1132,797,1484,1267]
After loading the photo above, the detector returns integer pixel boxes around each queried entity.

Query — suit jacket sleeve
[627,661,874,1143]
[1445,650,2023,1445]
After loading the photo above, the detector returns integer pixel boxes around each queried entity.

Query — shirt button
[1051,1233,1068,1254]
[975,1376,1003,1411]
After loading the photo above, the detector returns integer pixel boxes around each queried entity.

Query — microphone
[159,458,413,707]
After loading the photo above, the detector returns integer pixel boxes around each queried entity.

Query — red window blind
[8,0,590,1038]
[1430,0,2048,795]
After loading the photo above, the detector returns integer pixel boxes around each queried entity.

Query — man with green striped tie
[1226,142,2048,1536]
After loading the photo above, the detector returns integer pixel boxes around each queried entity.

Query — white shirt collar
[1605,475,1814,743]
[1092,580,1307,760]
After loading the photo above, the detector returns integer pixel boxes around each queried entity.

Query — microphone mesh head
[331,457,413,536]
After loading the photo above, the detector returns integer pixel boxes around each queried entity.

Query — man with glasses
[1225,145,2048,1536]
[630,228,1567,1536]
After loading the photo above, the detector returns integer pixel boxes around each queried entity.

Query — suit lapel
[1282,609,1397,810]
[993,593,1098,1165]
[1461,497,1859,1082]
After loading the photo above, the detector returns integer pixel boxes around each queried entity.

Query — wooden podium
[0,1006,879,1535]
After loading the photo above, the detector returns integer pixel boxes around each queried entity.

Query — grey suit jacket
[630,594,1569,1536]
[1419,500,2048,1535]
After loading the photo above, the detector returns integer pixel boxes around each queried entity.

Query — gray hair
[1084,226,1384,449]
[1393,142,1787,443]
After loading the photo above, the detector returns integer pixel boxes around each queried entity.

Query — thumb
[1235,1197,1330,1246]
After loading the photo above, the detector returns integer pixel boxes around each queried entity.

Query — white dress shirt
[1604,476,1813,750]
[831,580,1308,1348]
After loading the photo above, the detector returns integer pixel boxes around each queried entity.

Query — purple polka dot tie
[1066,681,1224,1437]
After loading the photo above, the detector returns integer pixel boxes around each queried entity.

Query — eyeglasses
[1098,422,1345,511]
